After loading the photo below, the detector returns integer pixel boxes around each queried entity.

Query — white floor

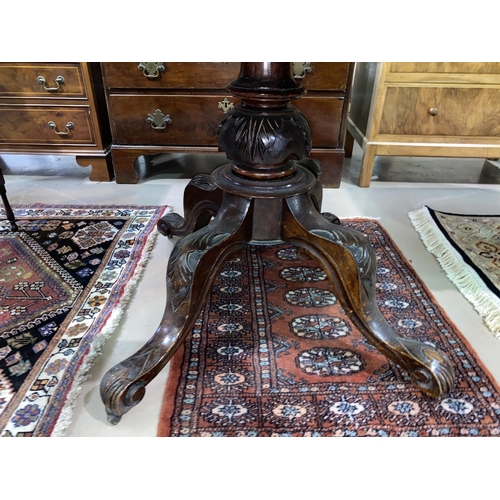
[2,145,500,437]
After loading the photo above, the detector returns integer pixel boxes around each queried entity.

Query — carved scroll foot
[394,334,455,398]
[106,411,122,425]
[283,192,455,398]
[100,194,252,423]
[157,174,223,238]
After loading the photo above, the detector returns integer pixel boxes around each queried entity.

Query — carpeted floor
[0,204,167,436]
[159,219,500,437]
[410,206,500,337]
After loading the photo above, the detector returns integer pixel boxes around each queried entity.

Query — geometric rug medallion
[0,204,168,437]
[0,233,82,333]
[158,219,500,437]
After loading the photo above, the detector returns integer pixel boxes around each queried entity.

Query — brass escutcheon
[218,98,234,114]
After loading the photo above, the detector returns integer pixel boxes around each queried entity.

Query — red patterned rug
[158,219,500,437]
[0,204,168,436]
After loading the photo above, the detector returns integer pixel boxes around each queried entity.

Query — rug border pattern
[0,204,170,437]
[409,206,500,337]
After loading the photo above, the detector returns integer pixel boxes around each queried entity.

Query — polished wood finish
[0,106,94,144]
[101,62,353,187]
[347,62,500,187]
[292,62,351,90]
[0,62,113,181]
[75,155,114,182]
[108,94,343,147]
[0,63,86,97]
[103,62,241,89]
[100,62,455,425]
[379,87,500,137]
[109,94,234,146]
[389,62,500,74]
[102,62,351,91]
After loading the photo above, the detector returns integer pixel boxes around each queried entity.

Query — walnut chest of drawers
[346,62,500,187]
[101,62,354,186]
[0,62,113,181]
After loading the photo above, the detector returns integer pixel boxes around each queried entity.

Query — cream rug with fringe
[409,206,500,337]
[0,204,168,436]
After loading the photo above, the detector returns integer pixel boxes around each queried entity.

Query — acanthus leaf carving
[167,226,231,310]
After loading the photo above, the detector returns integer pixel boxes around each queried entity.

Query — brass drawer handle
[146,109,172,130]
[292,62,312,79]
[138,62,165,79]
[48,121,74,135]
[218,98,234,113]
[429,107,438,116]
[37,75,65,91]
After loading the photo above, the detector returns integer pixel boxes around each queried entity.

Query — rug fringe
[50,207,171,436]
[409,207,500,337]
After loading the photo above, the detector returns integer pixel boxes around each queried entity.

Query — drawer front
[103,62,350,92]
[293,96,344,147]
[103,63,241,90]
[0,63,86,98]
[0,106,94,144]
[292,62,350,91]
[389,62,500,75]
[108,94,343,147]
[379,87,500,137]
[108,94,234,145]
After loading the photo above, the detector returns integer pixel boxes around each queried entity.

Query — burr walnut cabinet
[0,62,113,181]
[101,62,354,187]
[346,62,500,187]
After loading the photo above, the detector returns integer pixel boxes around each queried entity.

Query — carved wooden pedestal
[100,63,455,424]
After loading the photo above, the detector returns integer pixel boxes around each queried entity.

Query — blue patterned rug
[0,204,167,436]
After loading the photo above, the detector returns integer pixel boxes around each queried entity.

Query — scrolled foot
[157,213,185,238]
[405,342,455,398]
[282,192,456,398]
[156,202,221,239]
[100,361,148,424]
[156,174,224,238]
[106,412,122,425]
[100,193,253,423]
